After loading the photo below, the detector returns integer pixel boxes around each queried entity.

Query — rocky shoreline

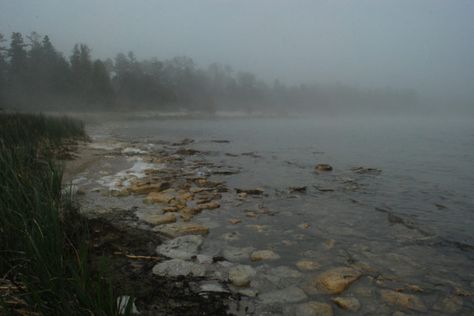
[64,128,472,315]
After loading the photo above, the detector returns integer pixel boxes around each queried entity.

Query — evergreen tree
[0,33,6,108]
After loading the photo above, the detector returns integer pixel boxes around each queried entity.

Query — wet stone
[155,235,203,260]
[309,267,361,294]
[294,302,334,316]
[433,295,463,314]
[380,289,427,312]
[140,212,177,225]
[315,164,333,172]
[251,250,280,261]
[296,259,321,271]
[145,191,175,204]
[331,296,361,312]
[223,246,254,262]
[228,265,256,287]
[152,222,209,237]
[152,259,206,277]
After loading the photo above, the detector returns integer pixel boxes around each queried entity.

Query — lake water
[91,115,474,314]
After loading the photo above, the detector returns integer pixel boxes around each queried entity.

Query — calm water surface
[100,116,474,314]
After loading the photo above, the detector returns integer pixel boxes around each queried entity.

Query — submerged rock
[295,301,334,316]
[223,246,254,262]
[141,213,177,225]
[145,191,175,204]
[309,267,361,294]
[331,296,361,311]
[315,164,333,172]
[251,250,280,261]
[296,259,321,271]
[129,181,170,194]
[152,259,206,277]
[228,265,256,287]
[259,286,307,304]
[153,222,209,237]
[235,188,264,195]
[380,289,427,312]
[155,235,203,260]
[433,296,463,314]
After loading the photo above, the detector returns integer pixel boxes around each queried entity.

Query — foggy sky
[1,0,473,103]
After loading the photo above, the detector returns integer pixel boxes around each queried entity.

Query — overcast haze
[1,0,473,105]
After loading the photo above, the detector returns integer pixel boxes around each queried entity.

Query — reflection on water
[94,116,473,314]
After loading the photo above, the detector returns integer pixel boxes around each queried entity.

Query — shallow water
[88,115,474,314]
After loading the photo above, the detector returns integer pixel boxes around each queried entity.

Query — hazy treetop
[1,0,473,103]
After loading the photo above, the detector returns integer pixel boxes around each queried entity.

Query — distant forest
[0,32,418,113]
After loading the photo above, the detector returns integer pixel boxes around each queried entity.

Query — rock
[238,288,258,297]
[259,286,307,304]
[351,166,381,174]
[223,246,254,262]
[221,231,241,242]
[380,289,427,312]
[310,267,361,294]
[251,250,280,261]
[152,259,206,277]
[199,282,228,293]
[196,201,220,210]
[331,296,361,311]
[235,188,264,195]
[228,265,256,287]
[145,191,175,204]
[433,295,463,314]
[141,213,177,225]
[228,218,241,224]
[117,295,139,314]
[296,259,320,271]
[129,181,170,194]
[153,222,209,237]
[196,254,213,264]
[176,148,200,155]
[298,223,311,229]
[155,235,203,260]
[289,186,307,193]
[324,239,336,249]
[295,302,334,316]
[315,164,333,172]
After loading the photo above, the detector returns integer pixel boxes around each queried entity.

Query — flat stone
[251,250,280,261]
[141,213,177,225]
[129,181,170,194]
[296,259,321,271]
[156,235,203,259]
[145,191,175,204]
[259,286,307,304]
[380,289,427,312]
[331,296,361,311]
[310,267,361,294]
[153,222,209,237]
[235,188,264,195]
[295,301,334,316]
[199,282,228,293]
[196,201,220,210]
[228,218,242,224]
[228,265,256,287]
[152,259,206,277]
[223,246,254,262]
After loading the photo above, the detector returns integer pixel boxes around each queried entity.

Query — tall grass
[0,113,129,315]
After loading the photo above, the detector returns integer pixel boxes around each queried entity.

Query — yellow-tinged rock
[250,250,280,261]
[296,259,320,271]
[331,296,361,311]
[380,290,427,312]
[141,213,177,225]
[129,181,170,194]
[153,222,209,237]
[145,191,175,204]
[311,267,361,294]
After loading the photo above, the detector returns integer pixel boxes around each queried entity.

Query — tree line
[0,32,418,113]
